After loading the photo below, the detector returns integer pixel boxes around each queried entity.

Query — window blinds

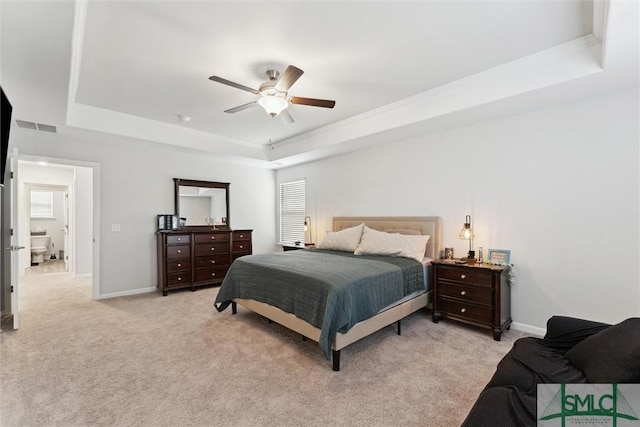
[30,190,54,218]
[279,180,305,245]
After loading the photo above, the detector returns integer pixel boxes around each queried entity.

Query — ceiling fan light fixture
[257,95,288,117]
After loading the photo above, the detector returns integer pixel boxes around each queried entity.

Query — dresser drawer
[437,267,492,286]
[437,281,493,306]
[167,234,190,245]
[195,254,230,268]
[438,298,493,324]
[195,267,228,282]
[195,242,230,256]
[166,258,190,273]
[168,272,190,287]
[232,240,251,253]
[233,231,251,241]
[194,233,230,243]
[166,245,190,259]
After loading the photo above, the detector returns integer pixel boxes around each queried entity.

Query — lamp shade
[458,214,474,240]
[458,214,475,260]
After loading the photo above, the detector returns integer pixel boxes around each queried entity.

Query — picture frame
[487,249,511,265]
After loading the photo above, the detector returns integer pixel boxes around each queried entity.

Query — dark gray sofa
[462,315,640,427]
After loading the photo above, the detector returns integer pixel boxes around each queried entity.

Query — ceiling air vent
[15,119,57,133]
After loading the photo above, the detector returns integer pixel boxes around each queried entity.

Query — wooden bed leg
[231,301,237,315]
[397,320,402,335]
[332,350,341,372]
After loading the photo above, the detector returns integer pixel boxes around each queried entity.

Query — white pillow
[316,223,364,252]
[354,226,430,262]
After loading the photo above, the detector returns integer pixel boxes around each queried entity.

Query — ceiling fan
[209,65,336,124]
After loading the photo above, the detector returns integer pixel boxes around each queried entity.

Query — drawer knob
[460,291,466,296]
[178,277,182,281]
[211,248,215,251]
[177,238,181,241]
[211,236,215,240]
[177,263,182,267]
[460,308,466,313]
[240,234,244,238]
[211,260,215,264]
[211,272,216,277]
[239,245,244,249]
[177,249,181,253]
[460,274,466,279]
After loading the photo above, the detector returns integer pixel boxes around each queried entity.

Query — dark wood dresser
[431,259,511,340]
[157,229,252,296]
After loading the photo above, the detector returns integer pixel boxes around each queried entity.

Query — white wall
[75,166,93,276]
[12,129,276,298]
[276,91,640,333]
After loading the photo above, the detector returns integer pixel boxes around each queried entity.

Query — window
[279,180,306,245]
[30,190,54,218]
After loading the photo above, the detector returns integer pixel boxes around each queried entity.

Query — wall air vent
[15,119,37,130]
[15,119,57,133]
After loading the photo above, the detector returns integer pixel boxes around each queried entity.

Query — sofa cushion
[486,337,587,394]
[565,317,640,383]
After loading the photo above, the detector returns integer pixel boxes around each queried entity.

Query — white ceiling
[1,1,638,168]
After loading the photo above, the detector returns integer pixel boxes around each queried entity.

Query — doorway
[16,159,95,286]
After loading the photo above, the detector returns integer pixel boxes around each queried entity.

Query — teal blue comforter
[214,249,425,359]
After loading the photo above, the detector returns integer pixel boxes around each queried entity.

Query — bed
[214,216,442,370]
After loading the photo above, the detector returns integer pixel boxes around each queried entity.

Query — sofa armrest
[543,315,610,352]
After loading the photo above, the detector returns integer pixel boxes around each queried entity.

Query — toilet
[31,235,51,265]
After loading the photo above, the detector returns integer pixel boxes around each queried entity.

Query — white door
[8,148,21,329]
[63,188,69,271]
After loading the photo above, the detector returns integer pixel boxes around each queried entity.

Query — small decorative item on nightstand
[487,249,511,266]
[444,247,454,260]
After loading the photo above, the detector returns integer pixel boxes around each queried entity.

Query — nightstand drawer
[437,282,493,306]
[438,298,493,324]
[437,267,492,286]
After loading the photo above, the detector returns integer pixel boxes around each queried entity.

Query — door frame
[18,154,100,300]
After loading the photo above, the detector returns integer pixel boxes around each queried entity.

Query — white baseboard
[97,287,156,300]
[510,321,545,337]
[74,273,92,279]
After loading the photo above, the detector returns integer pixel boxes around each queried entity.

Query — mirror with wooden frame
[173,178,230,230]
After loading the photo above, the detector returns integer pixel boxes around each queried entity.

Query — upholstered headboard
[332,216,442,260]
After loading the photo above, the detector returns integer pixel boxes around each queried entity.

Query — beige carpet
[1,273,527,426]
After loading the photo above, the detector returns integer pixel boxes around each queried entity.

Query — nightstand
[431,259,511,340]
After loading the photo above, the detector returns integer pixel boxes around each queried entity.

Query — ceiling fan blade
[279,109,295,125]
[275,65,304,92]
[209,76,259,94]
[224,101,258,114]
[289,97,336,109]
